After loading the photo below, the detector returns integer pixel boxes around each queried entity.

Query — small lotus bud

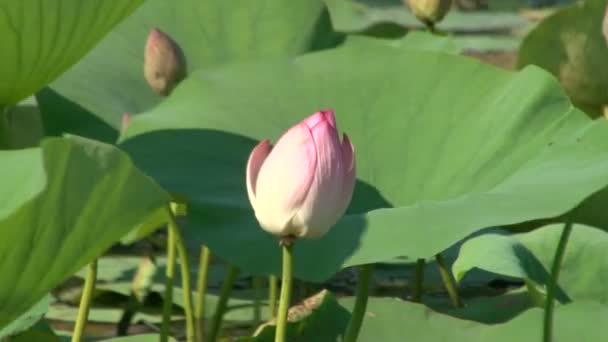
[121,112,131,134]
[144,28,187,96]
[405,0,452,27]
[246,110,356,240]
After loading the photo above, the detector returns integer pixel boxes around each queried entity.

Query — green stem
[436,253,463,308]
[208,264,240,342]
[412,258,426,302]
[167,207,196,342]
[160,224,177,342]
[269,274,278,318]
[71,259,98,342]
[195,245,212,342]
[343,264,374,342]
[253,276,263,326]
[543,221,573,342]
[275,242,293,342]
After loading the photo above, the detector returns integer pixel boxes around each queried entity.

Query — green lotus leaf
[453,223,608,303]
[119,39,608,282]
[0,137,169,328]
[40,0,341,142]
[0,0,144,105]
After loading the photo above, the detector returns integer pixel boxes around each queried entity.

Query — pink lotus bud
[121,112,131,134]
[246,110,356,239]
[144,28,187,96]
[405,0,452,26]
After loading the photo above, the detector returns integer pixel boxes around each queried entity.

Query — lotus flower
[144,28,186,96]
[246,110,356,239]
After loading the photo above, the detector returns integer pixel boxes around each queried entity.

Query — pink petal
[246,140,272,209]
[253,124,317,236]
[291,115,346,238]
[303,109,337,131]
[338,133,356,214]
[146,28,163,55]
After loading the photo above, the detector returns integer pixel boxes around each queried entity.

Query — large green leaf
[0,137,169,328]
[39,0,341,142]
[0,0,144,105]
[120,40,608,282]
[342,297,608,341]
[0,295,51,339]
[453,223,608,303]
[517,0,608,116]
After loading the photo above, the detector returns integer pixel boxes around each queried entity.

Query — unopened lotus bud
[405,0,452,26]
[246,110,356,240]
[121,112,131,134]
[144,28,187,96]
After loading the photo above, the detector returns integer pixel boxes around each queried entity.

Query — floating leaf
[39,0,341,142]
[341,297,608,341]
[120,39,608,282]
[453,223,608,303]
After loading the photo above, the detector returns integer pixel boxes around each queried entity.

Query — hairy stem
[543,221,573,342]
[343,264,374,342]
[412,258,426,302]
[168,207,196,342]
[72,259,98,342]
[160,225,177,342]
[208,264,240,342]
[275,242,294,342]
[436,253,463,308]
[195,245,212,341]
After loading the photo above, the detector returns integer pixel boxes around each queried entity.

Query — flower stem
[167,207,196,342]
[412,258,426,302]
[253,275,263,326]
[71,259,98,342]
[195,245,212,341]
[269,274,278,318]
[436,253,463,308]
[343,264,373,342]
[275,241,294,342]
[160,224,177,342]
[208,264,240,342]
[543,220,573,342]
